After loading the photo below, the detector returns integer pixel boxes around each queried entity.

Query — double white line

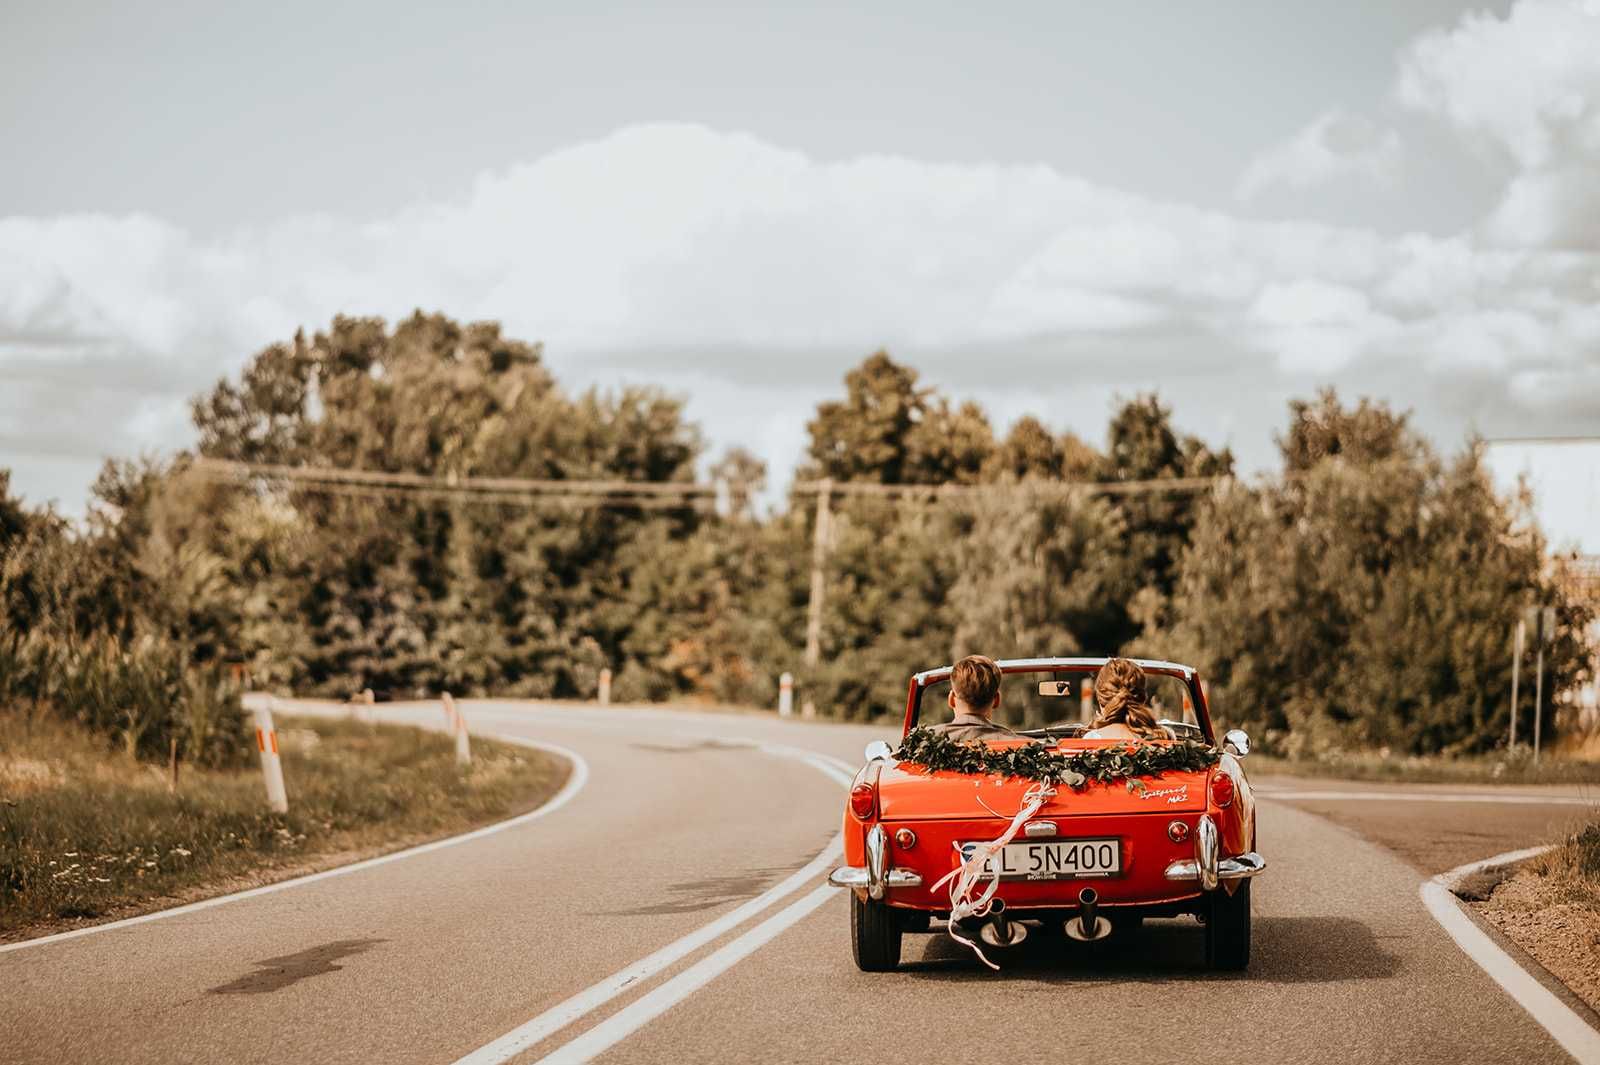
[453,743,855,1065]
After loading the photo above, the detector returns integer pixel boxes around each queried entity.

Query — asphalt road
[4,702,1596,1065]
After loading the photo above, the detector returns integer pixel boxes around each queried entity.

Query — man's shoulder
[926,719,1017,741]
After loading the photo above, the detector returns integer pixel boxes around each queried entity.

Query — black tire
[851,891,903,971]
[1204,880,1251,970]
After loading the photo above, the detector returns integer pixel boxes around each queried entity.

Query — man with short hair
[927,654,1016,741]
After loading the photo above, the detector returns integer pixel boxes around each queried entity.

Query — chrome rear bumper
[827,867,924,891]
[1163,852,1266,883]
[830,823,922,899]
[1164,814,1265,886]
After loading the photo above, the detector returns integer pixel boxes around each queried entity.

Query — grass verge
[1474,823,1600,1013]
[1247,748,1600,786]
[0,708,568,941]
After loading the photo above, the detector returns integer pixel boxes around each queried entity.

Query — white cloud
[4,100,1600,511]
[1396,0,1600,248]
[1236,109,1403,201]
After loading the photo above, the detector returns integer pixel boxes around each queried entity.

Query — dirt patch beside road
[1476,857,1600,1014]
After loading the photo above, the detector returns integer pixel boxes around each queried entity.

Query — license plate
[959,838,1121,880]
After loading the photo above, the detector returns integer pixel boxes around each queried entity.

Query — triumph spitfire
[828,657,1263,971]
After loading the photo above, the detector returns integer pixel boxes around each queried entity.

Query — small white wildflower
[172,847,191,857]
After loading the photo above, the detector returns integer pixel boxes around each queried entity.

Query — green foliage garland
[894,726,1220,790]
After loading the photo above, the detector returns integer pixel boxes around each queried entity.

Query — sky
[3,0,1599,520]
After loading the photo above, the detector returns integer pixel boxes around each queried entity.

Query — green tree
[1162,395,1591,755]
[804,351,927,484]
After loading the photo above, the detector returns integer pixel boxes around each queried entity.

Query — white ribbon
[932,779,1057,970]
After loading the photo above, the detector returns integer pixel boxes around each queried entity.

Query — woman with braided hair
[1083,657,1174,740]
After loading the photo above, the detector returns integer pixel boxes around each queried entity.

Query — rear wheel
[1204,880,1251,970]
[851,891,903,971]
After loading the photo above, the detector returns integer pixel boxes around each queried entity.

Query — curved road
[4,702,1595,1064]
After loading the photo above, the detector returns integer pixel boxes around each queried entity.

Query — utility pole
[1510,616,1524,748]
[800,479,833,719]
[803,478,833,669]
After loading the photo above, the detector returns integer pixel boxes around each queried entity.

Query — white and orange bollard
[597,668,612,706]
[778,672,794,717]
[255,698,289,813]
[442,691,472,767]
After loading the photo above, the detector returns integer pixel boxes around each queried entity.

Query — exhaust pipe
[1066,887,1112,942]
[979,898,1028,947]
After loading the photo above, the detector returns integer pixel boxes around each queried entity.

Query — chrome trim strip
[912,657,1196,685]
[827,867,924,889]
[865,824,889,900]
[1164,851,1266,882]
[1195,814,1219,891]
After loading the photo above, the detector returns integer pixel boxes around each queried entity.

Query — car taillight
[1211,771,1235,808]
[850,782,877,820]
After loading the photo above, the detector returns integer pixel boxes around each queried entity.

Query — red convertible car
[828,657,1263,971]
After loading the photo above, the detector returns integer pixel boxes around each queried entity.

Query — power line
[193,458,714,496]
[189,458,720,511]
[789,475,1226,499]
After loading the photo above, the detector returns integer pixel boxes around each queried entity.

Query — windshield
[912,667,1203,739]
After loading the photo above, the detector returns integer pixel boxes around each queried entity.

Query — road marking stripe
[1421,845,1600,1064]
[452,839,843,1065]
[452,756,853,1065]
[534,884,839,1064]
[0,736,589,956]
[1264,789,1594,806]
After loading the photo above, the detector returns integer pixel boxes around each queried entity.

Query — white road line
[536,884,839,1064]
[1421,845,1600,1064]
[452,754,854,1065]
[1264,790,1594,806]
[452,839,843,1065]
[0,736,589,957]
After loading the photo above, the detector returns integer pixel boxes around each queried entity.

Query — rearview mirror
[864,740,894,763]
[1223,729,1251,757]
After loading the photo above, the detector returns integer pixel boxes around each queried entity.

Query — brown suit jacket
[925,713,1018,743]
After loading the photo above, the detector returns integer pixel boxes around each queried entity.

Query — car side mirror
[864,740,894,763]
[1223,729,1251,757]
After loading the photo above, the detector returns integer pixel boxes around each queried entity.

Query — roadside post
[1522,606,1557,762]
[778,672,794,717]
[1510,617,1525,748]
[598,668,612,706]
[442,692,472,767]
[254,698,289,813]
